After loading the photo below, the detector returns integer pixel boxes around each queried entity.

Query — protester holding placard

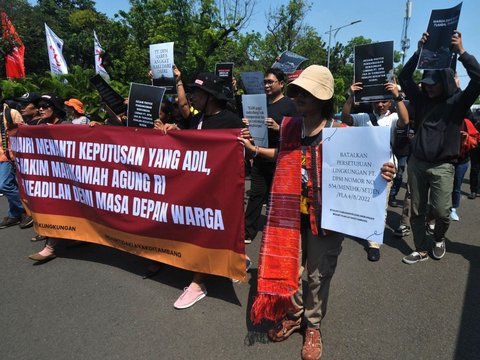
[161,72,245,309]
[399,30,480,264]
[341,80,409,261]
[239,65,395,360]
[244,68,297,244]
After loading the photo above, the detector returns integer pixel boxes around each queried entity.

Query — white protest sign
[149,42,174,80]
[242,94,268,148]
[321,126,390,243]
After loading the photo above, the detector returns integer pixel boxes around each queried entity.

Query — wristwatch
[393,94,404,102]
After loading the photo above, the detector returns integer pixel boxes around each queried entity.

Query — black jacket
[399,51,480,163]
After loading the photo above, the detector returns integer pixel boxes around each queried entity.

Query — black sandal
[31,235,48,242]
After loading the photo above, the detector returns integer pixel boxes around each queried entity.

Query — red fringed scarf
[250,116,337,325]
[250,117,306,324]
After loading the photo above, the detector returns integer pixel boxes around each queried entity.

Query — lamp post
[325,20,362,69]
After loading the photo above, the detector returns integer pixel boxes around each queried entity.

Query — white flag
[45,23,68,75]
[94,30,110,81]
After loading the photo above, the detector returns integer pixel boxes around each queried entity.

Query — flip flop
[31,235,48,242]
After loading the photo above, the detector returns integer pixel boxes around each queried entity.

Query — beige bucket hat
[287,65,334,100]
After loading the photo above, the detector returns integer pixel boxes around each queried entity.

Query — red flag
[1,11,25,78]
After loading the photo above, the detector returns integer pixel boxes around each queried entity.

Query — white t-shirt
[350,111,398,144]
[72,116,89,125]
[351,111,398,165]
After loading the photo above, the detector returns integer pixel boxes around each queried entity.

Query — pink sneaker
[174,283,207,309]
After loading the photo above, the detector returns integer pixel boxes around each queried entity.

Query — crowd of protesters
[1,29,480,360]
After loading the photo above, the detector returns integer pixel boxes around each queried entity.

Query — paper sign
[150,42,175,92]
[242,94,268,148]
[321,126,390,243]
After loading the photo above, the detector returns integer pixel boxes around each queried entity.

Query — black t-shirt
[178,109,244,130]
[267,96,298,148]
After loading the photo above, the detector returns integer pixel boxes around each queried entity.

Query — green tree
[117,0,256,82]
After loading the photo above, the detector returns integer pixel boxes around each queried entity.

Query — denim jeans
[452,160,469,208]
[0,161,24,218]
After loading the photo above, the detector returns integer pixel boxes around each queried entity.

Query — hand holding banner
[10,126,246,280]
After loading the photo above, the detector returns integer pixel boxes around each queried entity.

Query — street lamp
[325,20,362,69]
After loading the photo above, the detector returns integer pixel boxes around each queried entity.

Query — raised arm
[399,32,428,103]
[173,64,191,120]
[385,81,409,128]
[341,82,363,125]
[452,31,480,114]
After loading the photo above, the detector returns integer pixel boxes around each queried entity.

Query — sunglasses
[38,102,53,109]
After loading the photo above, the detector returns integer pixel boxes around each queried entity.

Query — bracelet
[176,82,183,87]
[253,146,259,158]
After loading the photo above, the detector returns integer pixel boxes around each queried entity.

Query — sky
[29,0,479,87]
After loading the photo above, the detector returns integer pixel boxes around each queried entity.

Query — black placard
[418,3,462,70]
[354,41,394,103]
[215,62,234,99]
[90,74,127,115]
[127,83,166,128]
[271,51,307,74]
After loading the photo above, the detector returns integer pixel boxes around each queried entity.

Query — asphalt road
[0,178,479,360]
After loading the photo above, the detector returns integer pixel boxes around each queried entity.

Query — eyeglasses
[38,102,53,109]
[263,79,279,86]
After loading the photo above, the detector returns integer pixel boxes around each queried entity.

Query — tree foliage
[0,0,428,113]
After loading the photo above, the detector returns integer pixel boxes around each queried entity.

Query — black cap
[15,92,41,104]
[420,70,441,85]
[189,73,229,101]
[37,94,66,115]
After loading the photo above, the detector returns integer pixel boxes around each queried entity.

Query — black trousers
[244,159,275,240]
[470,147,480,193]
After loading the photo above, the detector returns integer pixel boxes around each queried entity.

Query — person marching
[239,65,395,360]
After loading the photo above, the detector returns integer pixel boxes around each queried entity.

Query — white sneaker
[450,208,459,221]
